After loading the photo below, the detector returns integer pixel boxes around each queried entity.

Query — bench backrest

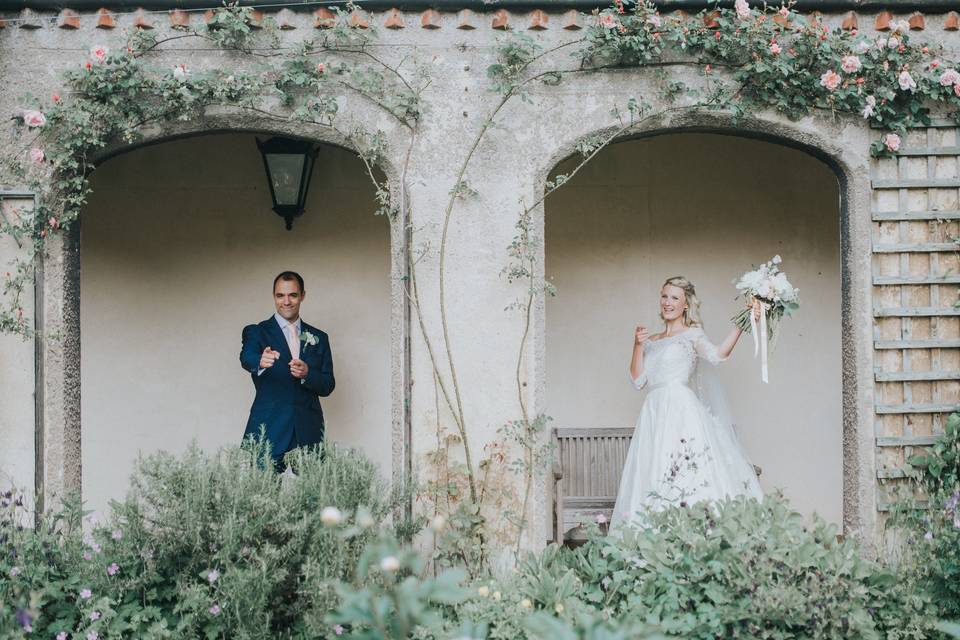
[554,427,634,501]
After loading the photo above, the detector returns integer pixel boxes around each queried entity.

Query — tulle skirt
[610,382,763,532]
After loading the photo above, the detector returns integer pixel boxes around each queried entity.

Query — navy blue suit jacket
[239,317,335,459]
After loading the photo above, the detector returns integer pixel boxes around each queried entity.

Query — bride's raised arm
[700,302,761,362]
[629,324,649,389]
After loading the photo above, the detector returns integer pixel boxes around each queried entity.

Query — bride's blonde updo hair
[661,276,703,328]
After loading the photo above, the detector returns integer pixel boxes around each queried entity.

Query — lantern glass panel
[266,153,306,206]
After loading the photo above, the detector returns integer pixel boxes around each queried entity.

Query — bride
[610,276,763,532]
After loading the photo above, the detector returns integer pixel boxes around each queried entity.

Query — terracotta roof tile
[457,9,476,29]
[946,11,959,31]
[421,8,440,29]
[58,8,80,29]
[492,8,508,30]
[875,10,892,31]
[383,7,404,29]
[563,9,582,30]
[908,11,924,30]
[313,8,334,28]
[529,9,548,30]
[169,8,189,28]
[349,9,368,28]
[132,7,153,28]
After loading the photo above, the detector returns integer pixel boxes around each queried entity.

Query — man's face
[274,279,304,321]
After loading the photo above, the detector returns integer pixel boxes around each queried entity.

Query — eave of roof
[1,0,959,13]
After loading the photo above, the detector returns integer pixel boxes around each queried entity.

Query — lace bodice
[631,327,726,389]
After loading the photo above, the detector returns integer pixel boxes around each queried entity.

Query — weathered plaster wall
[79,134,392,514]
[2,5,953,549]
[546,133,842,524]
[0,197,36,505]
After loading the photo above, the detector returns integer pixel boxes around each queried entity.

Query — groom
[239,271,335,468]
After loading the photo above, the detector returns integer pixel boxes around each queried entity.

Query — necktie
[286,324,300,360]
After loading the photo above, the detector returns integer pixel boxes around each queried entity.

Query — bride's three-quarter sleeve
[629,370,647,389]
[693,329,728,365]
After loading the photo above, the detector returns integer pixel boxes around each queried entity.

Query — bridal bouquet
[731,255,799,383]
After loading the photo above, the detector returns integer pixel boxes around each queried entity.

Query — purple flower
[56,632,68,640]
[207,569,220,584]
[333,624,345,636]
[111,529,122,541]
[209,603,221,616]
[945,491,959,513]
[924,531,934,541]
[9,566,20,577]
[89,611,100,622]
[90,543,101,554]
[83,552,92,561]
[14,607,32,629]
[87,632,99,640]
[106,563,119,576]
[79,588,92,600]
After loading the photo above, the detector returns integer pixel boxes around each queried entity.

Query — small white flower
[320,506,343,526]
[772,255,782,264]
[861,95,877,119]
[520,598,533,610]
[173,64,189,80]
[477,585,490,597]
[379,555,400,572]
[493,591,502,601]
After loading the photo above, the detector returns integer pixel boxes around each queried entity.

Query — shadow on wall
[79,133,392,514]
[545,132,842,525]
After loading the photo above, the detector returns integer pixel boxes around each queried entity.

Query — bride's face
[660,284,687,322]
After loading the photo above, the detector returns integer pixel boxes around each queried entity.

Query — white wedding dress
[610,327,763,532]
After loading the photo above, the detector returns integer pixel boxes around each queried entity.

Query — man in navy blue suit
[239,271,335,468]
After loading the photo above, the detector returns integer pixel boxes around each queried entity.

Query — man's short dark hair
[273,271,305,293]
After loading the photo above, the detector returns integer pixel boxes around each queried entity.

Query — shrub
[506,496,932,640]
[894,411,960,623]
[1,440,412,639]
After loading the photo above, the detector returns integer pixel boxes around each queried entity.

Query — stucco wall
[80,134,392,513]
[0,197,35,504]
[546,133,842,524]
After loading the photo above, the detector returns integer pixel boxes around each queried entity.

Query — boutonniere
[299,330,319,348]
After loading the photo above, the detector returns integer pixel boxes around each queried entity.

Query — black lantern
[256,136,319,230]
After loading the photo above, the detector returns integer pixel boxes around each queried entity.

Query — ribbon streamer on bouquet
[749,299,770,384]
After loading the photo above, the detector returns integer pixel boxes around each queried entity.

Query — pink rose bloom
[599,13,619,29]
[939,69,960,87]
[29,148,44,165]
[884,133,901,152]
[734,0,750,20]
[646,14,661,28]
[22,110,46,128]
[90,45,108,64]
[769,42,781,55]
[316,62,326,74]
[595,513,608,524]
[898,70,917,92]
[173,64,189,80]
[840,55,861,73]
[819,70,841,92]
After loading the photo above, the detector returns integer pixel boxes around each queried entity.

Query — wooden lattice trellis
[872,120,960,511]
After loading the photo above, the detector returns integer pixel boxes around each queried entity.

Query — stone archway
[528,111,876,548]
[34,118,412,512]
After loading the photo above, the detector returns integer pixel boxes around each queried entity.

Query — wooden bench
[552,427,633,543]
[551,427,762,543]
